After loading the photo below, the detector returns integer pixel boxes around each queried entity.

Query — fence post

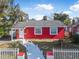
[46,51,54,59]
[17,52,25,59]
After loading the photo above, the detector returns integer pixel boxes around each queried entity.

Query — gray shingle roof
[12,20,65,29]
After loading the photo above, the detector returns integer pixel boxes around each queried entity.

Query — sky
[15,0,79,20]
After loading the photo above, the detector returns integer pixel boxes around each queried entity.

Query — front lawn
[33,40,62,51]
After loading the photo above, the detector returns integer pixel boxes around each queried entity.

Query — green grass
[33,41,61,51]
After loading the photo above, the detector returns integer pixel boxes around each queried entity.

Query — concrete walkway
[24,42,45,59]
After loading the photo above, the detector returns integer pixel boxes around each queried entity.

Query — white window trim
[50,27,58,35]
[34,27,42,35]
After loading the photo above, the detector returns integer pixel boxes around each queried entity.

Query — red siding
[24,27,64,40]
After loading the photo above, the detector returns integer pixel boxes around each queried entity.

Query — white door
[19,29,24,39]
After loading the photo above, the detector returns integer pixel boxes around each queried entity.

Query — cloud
[70,3,79,12]
[21,4,54,20]
[33,15,44,20]
[35,4,54,11]
[63,11,72,14]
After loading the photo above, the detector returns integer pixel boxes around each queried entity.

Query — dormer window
[34,27,42,35]
[50,27,58,35]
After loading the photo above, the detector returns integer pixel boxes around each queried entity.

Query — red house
[11,20,65,41]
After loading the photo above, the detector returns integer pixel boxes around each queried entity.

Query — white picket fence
[0,48,19,59]
[53,49,79,59]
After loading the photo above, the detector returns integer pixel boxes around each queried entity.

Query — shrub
[71,34,79,43]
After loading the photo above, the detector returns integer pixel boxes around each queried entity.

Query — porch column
[11,28,13,41]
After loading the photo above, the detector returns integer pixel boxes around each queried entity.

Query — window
[34,27,42,35]
[50,27,58,35]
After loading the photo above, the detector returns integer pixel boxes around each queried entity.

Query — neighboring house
[65,20,79,37]
[11,19,65,41]
[64,25,71,37]
[71,21,79,35]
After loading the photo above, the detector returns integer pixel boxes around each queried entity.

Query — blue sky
[15,0,79,20]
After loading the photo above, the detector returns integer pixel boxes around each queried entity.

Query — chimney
[43,16,47,21]
[72,19,75,25]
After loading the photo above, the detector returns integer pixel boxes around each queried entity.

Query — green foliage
[71,34,79,43]
[0,27,4,36]
[0,0,20,36]
[64,18,71,25]
[33,40,63,51]
[9,41,26,52]
[53,12,70,22]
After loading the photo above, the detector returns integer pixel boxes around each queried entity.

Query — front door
[19,29,24,39]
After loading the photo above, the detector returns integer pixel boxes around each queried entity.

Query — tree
[64,18,71,25]
[0,0,15,36]
[53,12,69,22]
[0,0,27,36]
[0,0,10,36]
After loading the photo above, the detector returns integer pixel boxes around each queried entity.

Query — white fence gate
[0,48,19,59]
[53,49,79,59]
